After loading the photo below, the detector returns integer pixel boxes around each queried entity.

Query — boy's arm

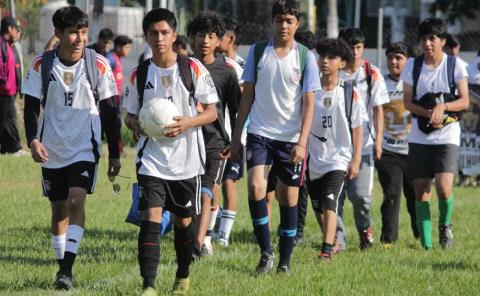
[290,91,315,164]
[403,82,431,118]
[373,105,383,160]
[99,97,121,177]
[347,125,363,180]
[230,82,255,163]
[227,72,242,133]
[430,78,469,127]
[24,94,48,163]
[164,103,217,137]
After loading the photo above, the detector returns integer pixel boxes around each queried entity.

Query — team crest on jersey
[292,68,300,82]
[161,75,172,89]
[205,74,215,88]
[63,72,74,86]
[323,97,332,108]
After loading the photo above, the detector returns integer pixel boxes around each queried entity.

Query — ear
[54,28,62,39]
[340,60,347,69]
[172,31,178,43]
[230,34,236,46]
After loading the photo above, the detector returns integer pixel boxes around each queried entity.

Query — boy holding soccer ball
[124,8,218,296]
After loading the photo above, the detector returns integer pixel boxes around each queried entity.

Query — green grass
[0,151,479,296]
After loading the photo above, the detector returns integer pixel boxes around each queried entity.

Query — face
[118,44,132,57]
[218,31,234,53]
[318,54,345,76]
[56,26,88,54]
[8,26,20,42]
[146,21,177,56]
[192,31,220,58]
[420,34,446,57]
[386,52,408,77]
[272,14,299,43]
[350,43,364,61]
[98,38,113,52]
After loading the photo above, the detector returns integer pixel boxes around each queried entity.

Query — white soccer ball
[139,98,180,139]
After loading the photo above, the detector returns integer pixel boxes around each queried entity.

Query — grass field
[0,149,479,296]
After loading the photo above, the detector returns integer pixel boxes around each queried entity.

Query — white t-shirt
[125,57,219,180]
[340,61,390,155]
[242,40,321,143]
[401,54,469,146]
[22,53,118,169]
[308,79,368,180]
[467,55,480,85]
[382,75,411,155]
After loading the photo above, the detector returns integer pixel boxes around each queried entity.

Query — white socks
[218,210,236,246]
[51,233,66,260]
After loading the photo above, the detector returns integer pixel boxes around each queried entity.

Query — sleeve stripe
[130,68,138,85]
[33,56,43,72]
[188,58,207,79]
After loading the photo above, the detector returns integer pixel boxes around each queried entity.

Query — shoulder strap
[447,55,456,95]
[412,55,424,100]
[84,48,100,104]
[136,58,151,109]
[298,42,309,86]
[177,53,195,102]
[363,59,372,104]
[253,40,269,82]
[0,36,7,64]
[343,80,354,128]
[40,50,56,108]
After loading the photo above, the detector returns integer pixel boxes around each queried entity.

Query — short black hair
[114,35,132,48]
[385,41,412,57]
[52,6,89,31]
[418,18,448,40]
[1,16,18,34]
[316,38,352,64]
[224,19,240,36]
[187,12,225,39]
[272,0,301,20]
[98,28,114,40]
[338,27,365,46]
[174,35,188,49]
[295,30,316,50]
[142,8,177,36]
[446,33,460,49]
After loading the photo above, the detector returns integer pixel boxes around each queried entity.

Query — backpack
[363,59,372,106]
[253,40,309,85]
[41,48,99,108]
[0,35,17,96]
[412,54,456,100]
[342,79,355,130]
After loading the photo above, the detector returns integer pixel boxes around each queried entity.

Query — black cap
[1,16,19,33]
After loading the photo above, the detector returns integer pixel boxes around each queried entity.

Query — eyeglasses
[109,175,131,194]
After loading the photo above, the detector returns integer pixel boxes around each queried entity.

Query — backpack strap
[136,58,151,109]
[0,35,7,64]
[40,50,56,108]
[412,55,424,101]
[363,59,372,106]
[343,79,354,129]
[447,55,456,95]
[253,40,269,82]
[177,53,196,104]
[297,42,309,86]
[83,48,99,104]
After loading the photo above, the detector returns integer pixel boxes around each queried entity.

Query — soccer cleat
[382,243,394,250]
[276,264,291,274]
[141,287,158,296]
[439,224,454,249]
[54,272,73,291]
[359,227,374,250]
[217,237,229,247]
[172,277,190,296]
[317,252,332,261]
[255,252,275,274]
[201,243,213,256]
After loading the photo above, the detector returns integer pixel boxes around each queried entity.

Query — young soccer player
[401,18,469,250]
[124,8,218,296]
[88,27,114,56]
[309,38,367,260]
[230,0,320,274]
[21,6,121,290]
[375,42,419,247]
[187,12,242,256]
[336,27,389,251]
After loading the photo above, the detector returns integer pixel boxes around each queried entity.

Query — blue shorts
[222,158,244,181]
[246,133,306,187]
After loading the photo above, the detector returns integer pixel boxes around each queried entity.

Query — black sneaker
[54,272,73,290]
[439,224,454,249]
[359,227,374,250]
[276,264,291,274]
[255,252,274,274]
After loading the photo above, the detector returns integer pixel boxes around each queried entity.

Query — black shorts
[407,143,458,179]
[201,147,223,196]
[137,174,201,218]
[306,170,346,213]
[41,161,98,202]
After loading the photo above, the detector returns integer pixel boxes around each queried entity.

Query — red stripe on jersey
[371,67,379,81]
[130,68,138,85]
[189,58,205,79]
[33,56,42,72]
[96,56,108,75]
[353,87,360,102]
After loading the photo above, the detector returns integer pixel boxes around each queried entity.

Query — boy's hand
[219,147,231,159]
[165,116,192,137]
[30,139,48,163]
[108,158,121,177]
[290,143,306,164]
[346,158,361,180]
[230,140,242,163]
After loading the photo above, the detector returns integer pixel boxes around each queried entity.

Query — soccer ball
[139,98,180,139]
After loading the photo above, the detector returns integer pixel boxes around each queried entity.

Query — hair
[98,28,114,40]
[316,38,352,64]
[174,35,188,49]
[224,19,240,36]
[417,18,448,40]
[142,8,177,36]
[114,35,132,48]
[187,12,225,38]
[52,6,89,31]
[385,41,412,57]
[271,0,301,20]
[295,30,316,50]
[338,27,365,46]
[1,16,18,34]
[446,33,460,49]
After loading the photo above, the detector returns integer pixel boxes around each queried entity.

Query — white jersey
[340,61,390,155]
[382,75,411,155]
[308,79,368,180]
[125,57,219,180]
[22,53,118,169]
[467,55,480,85]
[242,40,321,142]
[401,54,469,146]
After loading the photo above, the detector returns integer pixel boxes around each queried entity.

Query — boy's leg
[295,183,309,246]
[413,178,433,249]
[334,186,347,252]
[435,173,455,248]
[401,167,419,239]
[275,180,298,272]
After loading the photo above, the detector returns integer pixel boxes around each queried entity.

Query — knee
[173,216,192,229]
[249,181,266,199]
[436,185,453,199]
[142,207,163,223]
[68,197,85,213]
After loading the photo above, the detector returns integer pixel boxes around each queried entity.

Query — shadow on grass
[431,261,480,272]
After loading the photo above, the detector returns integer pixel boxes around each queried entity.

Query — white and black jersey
[22,54,118,169]
[125,57,219,180]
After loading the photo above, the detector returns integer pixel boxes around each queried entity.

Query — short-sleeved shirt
[340,62,390,155]
[22,53,118,169]
[467,55,480,85]
[125,57,219,180]
[382,74,411,155]
[242,39,321,143]
[308,79,369,180]
[401,54,469,146]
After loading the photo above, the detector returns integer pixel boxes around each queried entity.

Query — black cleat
[54,272,73,291]
[276,264,291,274]
[439,224,454,249]
[255,252,274,274]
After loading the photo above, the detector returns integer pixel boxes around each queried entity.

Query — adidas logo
[81,171,89,178]
[144,81,154,90]
[327,193,335,200]
[292,174,300,180]
[49,74,56,82]
[185,201,192,207]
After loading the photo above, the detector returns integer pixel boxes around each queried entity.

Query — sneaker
[172,277,190,296]
[141,287,158,296]
[217,237,229,247]
[359,227,374,250]
[317,252,332,261]
[54,272,73,290]
[276,264,291,274]
[439,224,454,249]
[201,242,213,256]
[332,237,345,254]
[293,234,305,247]
[10,149,29,157]
[255,252,275,274]
[382,243,394,250]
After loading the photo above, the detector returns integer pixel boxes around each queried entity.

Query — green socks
[415,201,432,249]
[439,194,454,225]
